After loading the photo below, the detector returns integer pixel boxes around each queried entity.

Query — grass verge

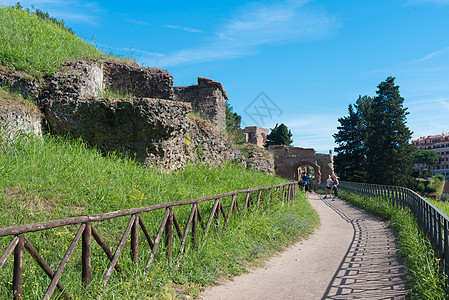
[0,133,319,299]
[338,190,448,299]
[0,5,109,77]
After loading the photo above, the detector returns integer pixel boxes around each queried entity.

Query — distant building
[412,134,449,180]
[244,126,269,147]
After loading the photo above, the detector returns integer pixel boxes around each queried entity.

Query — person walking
[302,172,311,194]
[324,175,333,198]
[332,175,339,200]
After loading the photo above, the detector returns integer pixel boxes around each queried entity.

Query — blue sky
[2,0,448,153]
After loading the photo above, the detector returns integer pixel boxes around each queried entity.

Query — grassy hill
[0,4,109,77]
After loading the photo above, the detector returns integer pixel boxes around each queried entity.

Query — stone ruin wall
[0,103,43,141]
[244,126,269,147]
[103,60,174,100]
[316,153,334,182]
[0,60,247,171]
[268,145,334,184]
[173,77,227,133]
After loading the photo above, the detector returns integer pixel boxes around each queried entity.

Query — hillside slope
[0,4,114,77]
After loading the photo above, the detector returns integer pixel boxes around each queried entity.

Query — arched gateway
[268,145,334,190]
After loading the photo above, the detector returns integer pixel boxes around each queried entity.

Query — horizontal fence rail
[0,181,300,299]
[338,181,449,278]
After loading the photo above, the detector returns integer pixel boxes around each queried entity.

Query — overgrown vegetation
[0,4,108,77]
[225,101,245,145]
[0,132,319,298]
[338,190,448,299]
[412,174,445,198]
[99,85,135,99]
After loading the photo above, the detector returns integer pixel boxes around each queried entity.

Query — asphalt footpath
[200,192,409,300]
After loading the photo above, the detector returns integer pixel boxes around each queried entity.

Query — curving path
[200,193,409,300]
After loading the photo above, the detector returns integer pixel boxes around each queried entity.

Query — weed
[99,85,134,99]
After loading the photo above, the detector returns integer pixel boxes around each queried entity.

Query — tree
[225,102,245,144]
[411,149,441,166]
[365,77,414,186]
[265,123,293,147]
[333,96,370,182]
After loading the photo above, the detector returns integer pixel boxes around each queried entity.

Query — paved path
[200,193,409,300]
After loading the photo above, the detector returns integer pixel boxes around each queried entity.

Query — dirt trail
[200,193,408,300]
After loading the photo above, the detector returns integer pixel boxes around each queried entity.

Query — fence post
[13,234,24,300]
[165,208,174,264]
[82,222,92,288]
[445,220,449,277]
[192,204,198,248]
[131,214,139,263]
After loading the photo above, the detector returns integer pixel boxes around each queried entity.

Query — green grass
[338,190,448,299]
[0,5,107,77]
[0,132,319,299]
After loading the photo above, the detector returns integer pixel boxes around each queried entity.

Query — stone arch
[294,160,322,190]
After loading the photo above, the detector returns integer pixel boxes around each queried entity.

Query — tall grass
[0,5,105,77]
[339,191,448,299]
[0,133,319,298]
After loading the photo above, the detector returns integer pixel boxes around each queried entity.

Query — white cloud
[126,18,151,27]
[164,25,204,34]
[411,46,449,63]
[51,10,98,25]
[407,96,449,139]
[141,0,338,67]
[406,0,449,4]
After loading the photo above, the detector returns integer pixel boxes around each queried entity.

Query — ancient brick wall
[244,126,269,147]
[40,60,104,102]
[40,96,191,171]
[103,60,173,100]
[268,145,334,185]
[0,70,41,101]
[0,102,43,140]
[174,77,227,133]
[0,60,248,172]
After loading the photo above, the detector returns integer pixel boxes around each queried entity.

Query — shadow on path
[318,195,408,300]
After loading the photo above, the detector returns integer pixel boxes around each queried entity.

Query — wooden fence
[339,181,449,278]
[0,181,299,299]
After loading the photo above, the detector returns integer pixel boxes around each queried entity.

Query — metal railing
[0,181,299,299]
[338,181,449,277]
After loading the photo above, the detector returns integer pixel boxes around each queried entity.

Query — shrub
[425,184,437,194]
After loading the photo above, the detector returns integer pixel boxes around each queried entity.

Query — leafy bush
[425,184,437,194]
[434,174,445,182]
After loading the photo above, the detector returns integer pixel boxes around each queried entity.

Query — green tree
[333,96,370,182]
[411,149,441,166]
[225,102,245,144]
[265,123,293,147]
[365,77,414,186]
